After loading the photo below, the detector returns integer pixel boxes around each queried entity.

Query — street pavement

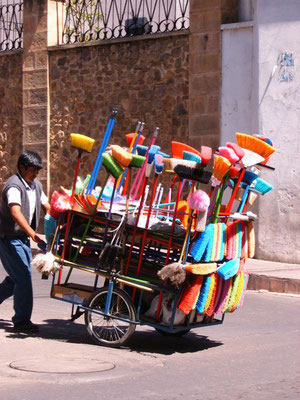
[0,273,299,399]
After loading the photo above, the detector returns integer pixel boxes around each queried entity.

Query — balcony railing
[0,0,23,52]
[63,0,190,44]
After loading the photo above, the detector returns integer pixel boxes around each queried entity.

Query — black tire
[85,286,136,347]
[155,327,191,337]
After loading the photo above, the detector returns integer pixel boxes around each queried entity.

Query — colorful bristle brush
[69,133,95,202]
[200,146,212,166]
[243,169,260,185]
[226,142,245,161]
[212,155,231,183]
[191,223,214,262]
[196,274,212,314]
[236,272,249,309]
[136,144,148,156]
[225,272,241,312]
[218,146,240,165]
[217,258,240,280]
[202,273,217,315]
[111,145,133,168]
[126,132,145,147]
[174,163,212,184]
[247,221,255,258]
[208,223,226,262]
[183,151,202,163]
[214,277,231,314]
[185,262,218,275]
[178,275,203,315]
[212,274,223,314]
[251,177,274,195]
[230,270,245,312]
[129,154,146,168]
[225,222,243,259]
[221,277,233,313]
[205,273,219,316]
[171,141,202,159]
[236,132,276,160]
[102,153,124,178]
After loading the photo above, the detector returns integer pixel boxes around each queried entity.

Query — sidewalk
[246,258,300,294]
[31,239,300,295]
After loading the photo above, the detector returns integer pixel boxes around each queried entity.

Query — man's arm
[9,204,46,246]
[42,202,50,215]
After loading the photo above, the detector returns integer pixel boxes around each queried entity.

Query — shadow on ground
[0,317,223,355]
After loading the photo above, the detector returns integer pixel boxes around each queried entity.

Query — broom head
[126,132,145,147]
[111,145,133,168]
[70,133,95,153]
[200,146,212,165]
[185,262,217,275]
[213,155,231,182]
[171,141,202,159]
[102,153,124,178]
[236,132,275,160]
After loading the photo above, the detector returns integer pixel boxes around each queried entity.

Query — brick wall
[49,34,189,192]
[0,53,23,188]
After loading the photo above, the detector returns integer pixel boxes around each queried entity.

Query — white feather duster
[32,252,61,276]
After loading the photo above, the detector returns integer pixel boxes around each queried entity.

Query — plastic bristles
[126,133,145,147]
[183,151,202,163]
[111,145,132,167]
[171,141,202,159]
[70,133,95,153]
[213,155,231,182]
[252,177,273,195]
[218,147,239,165]
[236,132,276,159]
[226,142,245,160]
[185,263,217,275]
[129,154,146,168]
[154,153,164,174]
[102,153,124,178]
[200,146,212,165]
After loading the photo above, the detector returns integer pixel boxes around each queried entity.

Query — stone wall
[49,33,189,192]
[0,52,23,188]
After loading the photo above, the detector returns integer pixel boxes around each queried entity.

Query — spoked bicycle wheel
[85,286,136,347]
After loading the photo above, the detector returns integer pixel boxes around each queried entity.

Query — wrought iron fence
[63,0,190,44]
[0,0,23,52]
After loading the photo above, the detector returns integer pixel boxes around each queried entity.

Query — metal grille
[63,0,190,44]
[0,0,23,52]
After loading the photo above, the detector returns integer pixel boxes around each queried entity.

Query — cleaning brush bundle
[236,132,276,160]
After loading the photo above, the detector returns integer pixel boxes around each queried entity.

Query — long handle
[86,108,118,195]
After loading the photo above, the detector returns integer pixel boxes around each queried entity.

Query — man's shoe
[13,321,39,333]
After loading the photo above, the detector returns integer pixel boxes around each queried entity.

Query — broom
[57,133,95,284]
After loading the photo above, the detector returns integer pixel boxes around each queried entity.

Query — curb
[247,273,300,295]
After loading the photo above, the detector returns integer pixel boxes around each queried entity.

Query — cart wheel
[155,328,191,337]
[85,286,136,347]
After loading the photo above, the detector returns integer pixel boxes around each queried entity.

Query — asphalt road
[0,268,300,400]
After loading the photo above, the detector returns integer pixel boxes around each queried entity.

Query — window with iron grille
[0,0,23,52]
[63,0,190,44]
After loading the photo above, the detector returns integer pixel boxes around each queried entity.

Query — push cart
[41,116,275,347]
[50,208,224,347]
